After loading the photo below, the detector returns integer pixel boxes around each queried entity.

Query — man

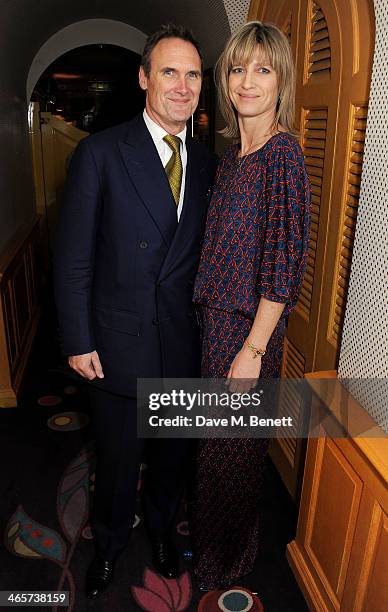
[53,24,216,598]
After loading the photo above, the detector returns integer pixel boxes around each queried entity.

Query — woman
[191,21,310,589]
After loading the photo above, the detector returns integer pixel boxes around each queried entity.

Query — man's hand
[68,350,104,380]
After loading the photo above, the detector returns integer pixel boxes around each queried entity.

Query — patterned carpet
[0,291,308,611]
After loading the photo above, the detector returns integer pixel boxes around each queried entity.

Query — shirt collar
[143,109,187,145]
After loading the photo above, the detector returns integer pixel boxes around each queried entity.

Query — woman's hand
[226,345,262,392]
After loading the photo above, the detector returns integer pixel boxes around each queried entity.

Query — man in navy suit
[53,24,216,598]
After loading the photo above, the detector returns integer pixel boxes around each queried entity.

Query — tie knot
[163,134,181,154]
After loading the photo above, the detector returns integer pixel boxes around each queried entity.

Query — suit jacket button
[139,241,148,249]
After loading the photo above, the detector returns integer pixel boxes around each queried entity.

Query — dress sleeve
[256,138,311,316]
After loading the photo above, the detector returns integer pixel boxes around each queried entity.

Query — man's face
[139,37,202,134]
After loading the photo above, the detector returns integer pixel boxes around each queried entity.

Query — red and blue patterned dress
[191,132,310,589]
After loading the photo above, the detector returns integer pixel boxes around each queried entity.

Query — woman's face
[228,46,278,122]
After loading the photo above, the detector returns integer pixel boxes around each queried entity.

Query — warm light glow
[52,73,82,80]
[88,81,111,92]
[198,111,209,127]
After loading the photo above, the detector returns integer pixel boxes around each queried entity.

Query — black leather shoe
[151,538,179,579]
[85,556,115,599]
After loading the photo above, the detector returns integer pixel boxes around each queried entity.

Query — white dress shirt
[143,109,187,221]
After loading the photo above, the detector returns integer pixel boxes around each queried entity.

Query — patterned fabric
[191,133,311,590]
[200,305,285,380]
[191,308,276,590]
[193,132,310,319]
[163,134,183,205]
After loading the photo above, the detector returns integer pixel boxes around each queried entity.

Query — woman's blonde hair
[215,21,297,139]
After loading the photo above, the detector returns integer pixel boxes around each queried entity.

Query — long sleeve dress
[191,132,311,589]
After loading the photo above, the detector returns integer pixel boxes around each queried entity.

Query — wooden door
[29,103,87,259]
[248,0,375,497]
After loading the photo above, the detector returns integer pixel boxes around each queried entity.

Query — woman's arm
[227,297,285,389]
[227,138,310,390]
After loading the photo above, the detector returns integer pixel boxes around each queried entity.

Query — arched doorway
[28,20,146,259]
[27,19,146,100]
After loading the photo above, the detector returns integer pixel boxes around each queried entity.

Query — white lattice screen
[223,0,251,32]
[338,0,388,432]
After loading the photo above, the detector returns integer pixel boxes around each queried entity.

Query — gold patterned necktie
[163,134,182,206]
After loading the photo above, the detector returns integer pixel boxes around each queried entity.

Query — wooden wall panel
[29,104,86,262]
[330,103,367,346]
[299,106,328,321]
[248,0,375,501]
[14,258,30,347]
[0,217,41,407]
[40,112,86,248]
[287,372,388,612]
[283,12,292,41]
[306,438,362,604]
[288,0,343,376]
[361,511,388,611]
[270,337,307,499]
[308,2,331,79]
[248,0,374,370]
[346,503,388,611]
[313,0,374,368]
[2,285,17,370]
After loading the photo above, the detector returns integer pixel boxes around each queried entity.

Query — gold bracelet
[245,340,266,358]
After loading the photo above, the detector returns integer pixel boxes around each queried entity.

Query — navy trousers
[90,387,194,559]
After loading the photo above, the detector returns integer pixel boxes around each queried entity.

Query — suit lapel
[118,115,178,246]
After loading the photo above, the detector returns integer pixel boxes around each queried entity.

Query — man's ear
[139,66,148,91]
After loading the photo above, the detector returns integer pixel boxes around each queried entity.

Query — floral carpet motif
[132,568,192,611]
[5,448,94,611]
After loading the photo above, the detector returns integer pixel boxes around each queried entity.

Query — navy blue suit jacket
[53,113,217,396]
